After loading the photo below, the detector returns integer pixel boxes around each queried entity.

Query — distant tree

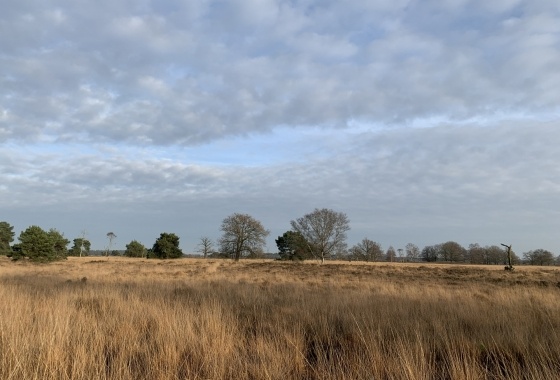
[12,226,68,262]
[405,243,420,262]
[49,229,70,259]
[467,243,484,264]
[276,231,310,261]
[219,213,269,261]
[439,241,465,262]
[105,232,117,257]
[467,243,519,265]
[334,249,350,261]
[350,238,383,262]
[290,208,350,264]
[152,233,183,259]
[69,238,91,257]
[523,249,555,266]
[146,248,154,259]
[125,241,146,258]
[485,245,506,265]
[197,237,214,258]
[386,246,396,262]
[421,245,439,262]
[0,221,15,256]
[397,248,404,261]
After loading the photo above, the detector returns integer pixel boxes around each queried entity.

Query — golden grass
[1,257,559,379]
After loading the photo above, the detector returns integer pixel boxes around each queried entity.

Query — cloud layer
[1,0,559,254]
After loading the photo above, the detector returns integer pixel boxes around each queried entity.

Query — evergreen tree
[69,238,91,256]
[152,233,183,259]
[276,231,309,261]
[125,240,146,257]
[14,226,68,262]
[0,221,15,256]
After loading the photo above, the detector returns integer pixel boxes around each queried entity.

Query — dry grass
[1,257,559,379]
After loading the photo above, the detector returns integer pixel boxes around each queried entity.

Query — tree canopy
[69,238,91,257]
[0,221,15,256]
[523,249,555,266]
[350,238,383,262]
[152,233,183,259]
[12,226,69,262]
[219,213,269,261]
[290,208,349,263]
[197,237,214,258]
[276,231,310,261]
[125,240,146,258]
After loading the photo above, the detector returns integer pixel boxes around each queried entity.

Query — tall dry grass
[1,257,559,379]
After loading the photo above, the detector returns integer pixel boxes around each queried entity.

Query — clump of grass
[0,257,559,379]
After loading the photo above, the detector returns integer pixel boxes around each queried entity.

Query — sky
[1,0,559,255]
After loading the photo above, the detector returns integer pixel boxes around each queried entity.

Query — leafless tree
[219,213,269,261]
[106,232,116,257]
[290,208,350,264]
[350,238,383,262]
[197,236,214,258]
[405,243,420,262]
[386,246,396,262]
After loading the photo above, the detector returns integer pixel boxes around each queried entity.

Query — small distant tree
[125,240,146,257]
[69,238,91,257]
[439,241,465,262]
[290,208,350,264]
[219,213,269,261]
[13,226,68,262]
[485,245,506,265]
[105,232,117,257]
[405,243,420,262]
[467,243,484,264]
[386,246,396,262]
[197,237,214,258]
[523,249,555,266]
[0,221,15,256]
[152,233,183,259]
[276,231,309,261]
[350,238,383,262]
[421,245,439,262]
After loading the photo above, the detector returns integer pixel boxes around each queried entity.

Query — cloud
[1,0,559,146]
[2,119,558,252]
[1,1,559,254]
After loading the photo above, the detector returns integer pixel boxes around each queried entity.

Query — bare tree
[290,208,350,264]
[501,243,514,270]
[350,238,383,262]
[386,246,396,262]
[405,243,420,262]
[219,213,269,261]
[106,232,116,257]
[197,236,214,258]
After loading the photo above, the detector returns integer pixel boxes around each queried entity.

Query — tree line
[1,209,558,266]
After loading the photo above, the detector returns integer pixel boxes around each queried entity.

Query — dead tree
[501,243,514,271]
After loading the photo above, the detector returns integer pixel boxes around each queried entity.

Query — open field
[1,257,559,379]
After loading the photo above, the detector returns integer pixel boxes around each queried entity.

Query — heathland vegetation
[1,257,559,379]
[1,211,559,379]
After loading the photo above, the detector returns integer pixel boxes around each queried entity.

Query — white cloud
[1,0,559,254]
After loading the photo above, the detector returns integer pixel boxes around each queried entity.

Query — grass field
[1,257,559,379]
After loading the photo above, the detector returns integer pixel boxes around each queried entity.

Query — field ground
[1,257,559,379]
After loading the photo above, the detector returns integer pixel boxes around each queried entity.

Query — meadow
[1,257,559,379]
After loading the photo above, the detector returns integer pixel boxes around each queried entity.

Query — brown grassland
[1,256,559,379]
